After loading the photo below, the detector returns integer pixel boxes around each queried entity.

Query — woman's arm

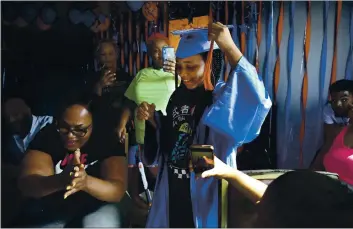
[83,156,127,203]
[225,169,267,204]
[18,150,67,198]
[202,156,267,204]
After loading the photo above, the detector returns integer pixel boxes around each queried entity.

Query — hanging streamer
[283,1,295,168]
[263,1,274,95]
[247,2,256,66]
[144,20,149,68]
[240,0,246,54]
[136,19,141,73]
[163,2,168,37]
[224,1,229,81]
[120,14,125,69]
[128,11,133,77]
[232,2,240,49]
[299,1,311,169]
[255,1,262,72]
[273,1,284,104]
[345,9,353,80]
[319,1,329,107]
[329,0,342,86]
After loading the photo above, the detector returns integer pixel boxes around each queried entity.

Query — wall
[250,1,352,169]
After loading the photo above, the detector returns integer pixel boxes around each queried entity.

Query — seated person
[201,156,353,227]
[323,103,353,189]
[2,97,53,166]
[311,79,353,170]
[16,101,127,228]
[2,97,53,226]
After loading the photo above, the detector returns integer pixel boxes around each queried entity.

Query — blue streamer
[263,1,274,97]
[232,2,240,51]
[319,1,329,106]
[247,2,256,65]
[283,1,295,165]
[345,8,353,80]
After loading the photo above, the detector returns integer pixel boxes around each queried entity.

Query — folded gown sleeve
[203,56,272,145]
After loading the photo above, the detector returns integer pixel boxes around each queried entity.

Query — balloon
[36,16,51,31]
[126,1,144,12]
[142,2,158,22]
[82,10,96,28]
[41,6,57,25]
[68,9,83,25]
[21,3,37,23]
[14,17,28,28]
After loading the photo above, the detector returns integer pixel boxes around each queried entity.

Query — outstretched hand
[63,149,87,199]
[201,155,234,180]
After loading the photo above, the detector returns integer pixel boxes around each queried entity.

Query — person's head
[56,102,93,151]
[96,39,118,71]
[174,28,223,90]
[147,33,170,69]
[3,97,33,137]
[329,79,353,117]
[254,170,353,227]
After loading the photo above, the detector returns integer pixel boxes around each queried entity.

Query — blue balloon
[41,6,57,25]
[126,1,144,12]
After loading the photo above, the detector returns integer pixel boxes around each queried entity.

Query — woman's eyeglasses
[57,124,92,137]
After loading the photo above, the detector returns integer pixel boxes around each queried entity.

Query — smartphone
[190,145,215,175]
[162,46,175,63]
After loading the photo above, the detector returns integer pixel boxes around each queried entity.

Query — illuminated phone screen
[190,150,214,175]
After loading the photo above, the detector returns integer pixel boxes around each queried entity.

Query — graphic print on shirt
[54,152,96,174]
[169,105,195,170]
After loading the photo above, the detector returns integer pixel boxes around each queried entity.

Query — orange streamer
[136,21,141,72]
[144,20,149,68]
[330,0,342,86]
[204,2,214,91]
[120,14,125,69]
[128,11,133,76]
[240,0,246,54]
[299,1,311,168]
[273,1,284,104]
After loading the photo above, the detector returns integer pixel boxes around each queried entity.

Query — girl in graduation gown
[136,22,272,228]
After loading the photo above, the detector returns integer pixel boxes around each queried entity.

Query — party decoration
[82,10,96,28]
[20,3,38,24]
[40,6,57,25]
[126,1,144,12]
[14,17,28,28]
[142,2,158,22]
[36,17,51,31]
[68,9,83,25]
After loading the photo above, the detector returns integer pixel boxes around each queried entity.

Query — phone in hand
[162,46,175,63]
[190,145,215,176]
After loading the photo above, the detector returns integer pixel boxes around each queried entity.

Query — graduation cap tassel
[204,2,215,91]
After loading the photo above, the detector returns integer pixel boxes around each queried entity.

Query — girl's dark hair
[201,49,224,86]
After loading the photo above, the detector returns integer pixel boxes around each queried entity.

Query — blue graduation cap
[172,25,234,59]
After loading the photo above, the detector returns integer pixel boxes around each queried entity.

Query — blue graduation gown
[144,57,272,227]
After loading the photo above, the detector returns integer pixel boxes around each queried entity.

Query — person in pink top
[323,104,353,188]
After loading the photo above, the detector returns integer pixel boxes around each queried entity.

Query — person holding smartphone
[117,33,177,211]
[201,156,353,227]
[136,22,272,227]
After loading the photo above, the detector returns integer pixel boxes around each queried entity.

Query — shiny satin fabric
[145,57,272,228]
